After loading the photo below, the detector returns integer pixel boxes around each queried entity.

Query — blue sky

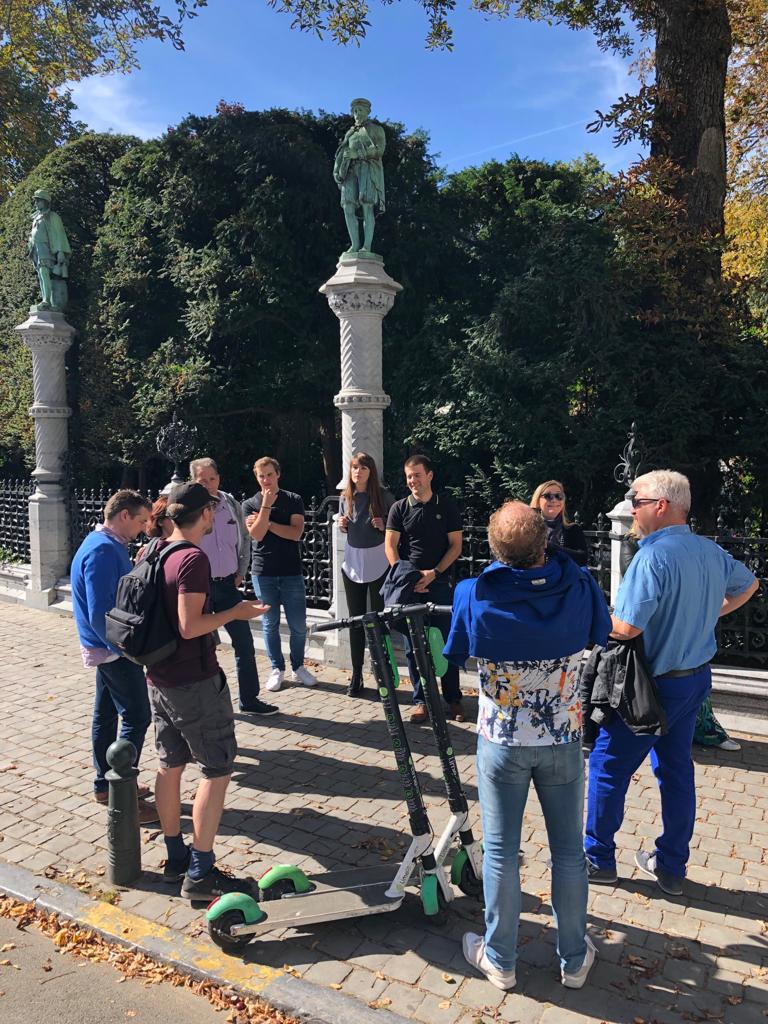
[69,1,644,174]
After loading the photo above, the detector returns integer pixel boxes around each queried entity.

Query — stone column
[320,256,402,487]
[607,497,633,605]
[15,310,75,607]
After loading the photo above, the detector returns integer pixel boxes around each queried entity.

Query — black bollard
[105,739,142,885]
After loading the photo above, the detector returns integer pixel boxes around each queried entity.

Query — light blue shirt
[614,525,756,677]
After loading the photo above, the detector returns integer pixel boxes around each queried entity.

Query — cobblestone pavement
[1,602,767,1024]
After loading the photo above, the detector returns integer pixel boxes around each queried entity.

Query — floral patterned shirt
[476,653,583,746]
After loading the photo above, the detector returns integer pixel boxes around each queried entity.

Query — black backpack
[105,540,197,667]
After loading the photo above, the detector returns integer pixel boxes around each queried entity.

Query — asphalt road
[0,914,226,1024]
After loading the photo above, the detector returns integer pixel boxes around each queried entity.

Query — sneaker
[239,697,279,716]
[447,701,466,723]
[410,704,428,724]
[717,737,741,751]
[462,932,516,991]
[562,935,597,989]
[163,846,191,883]
[181,865,256,902]
[138,799,160,825]
[265,668,284,692]
[292,665,317,687]
[586,859,618,885]
[635,849,684,896]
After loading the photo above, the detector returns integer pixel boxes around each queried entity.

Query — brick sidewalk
[0,602,766,1024]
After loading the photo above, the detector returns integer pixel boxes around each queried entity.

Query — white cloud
[68,74,167,139]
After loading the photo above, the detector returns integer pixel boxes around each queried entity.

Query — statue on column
[28,188,71,312]
[333,98,386,259]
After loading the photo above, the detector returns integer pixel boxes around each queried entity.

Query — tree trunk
[653,0,732,276]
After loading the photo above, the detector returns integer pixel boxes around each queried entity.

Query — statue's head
[350,98,371,125]
[33,188,52,212]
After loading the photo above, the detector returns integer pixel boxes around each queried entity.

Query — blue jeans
[403,577,461,705]
[251,574,307,671]
[585,666,711,878]
[92,657,151,794]
[477,735,588,974]
[210,575,260,706]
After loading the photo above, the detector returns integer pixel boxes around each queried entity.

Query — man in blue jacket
[444,501,611,993]
[70,489,158,823]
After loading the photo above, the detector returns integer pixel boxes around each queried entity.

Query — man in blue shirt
[585,470,758,895]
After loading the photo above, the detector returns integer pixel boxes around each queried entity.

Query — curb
[0,859,411,1024]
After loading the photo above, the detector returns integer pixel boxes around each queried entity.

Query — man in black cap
[146,482,270,900]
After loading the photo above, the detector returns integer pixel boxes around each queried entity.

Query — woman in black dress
[530,480,588,566]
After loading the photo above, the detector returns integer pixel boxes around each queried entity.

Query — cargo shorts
[148,672,236,778]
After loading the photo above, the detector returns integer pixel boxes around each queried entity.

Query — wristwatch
[433,567,442,578]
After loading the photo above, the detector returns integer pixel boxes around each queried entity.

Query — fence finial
[613,422,645,490]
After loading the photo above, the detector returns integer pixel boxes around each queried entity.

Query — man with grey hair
[585,469,758,896]
[444,501,611,991]
[190,457,277,717]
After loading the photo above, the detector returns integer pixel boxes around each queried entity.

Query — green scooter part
[427,626,449,677]
[420,873,448,922]
[258,864,313,894]
[206,890,265,925]
[383,634,400,688]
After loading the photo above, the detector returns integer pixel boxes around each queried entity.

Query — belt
[663,663,709,678]
[212,573,236,582]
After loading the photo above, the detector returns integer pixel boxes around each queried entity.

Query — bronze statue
[333,98,386,258]
[28,188,71,311]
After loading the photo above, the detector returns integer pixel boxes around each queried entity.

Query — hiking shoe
[462,932,516,991]
[587,859,618,885]
[181,866,256,902]
[447,701,466,723]
[717,737,741,751]
[410,704,428,724]
[635,849,684,896]
[562,935,597,989]
[265,669,284,692]
[239,697,279,716]
[163,846,191,883]
[291,666,317,687]
[138,799,160,825]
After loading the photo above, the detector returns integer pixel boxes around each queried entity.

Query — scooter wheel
[207,910,252,951]
[421,874,448,925]
[457,856,483,900]
[260,878,299,901]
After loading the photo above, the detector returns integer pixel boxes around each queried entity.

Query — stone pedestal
[320,518,353,670]
[607,497,633,605]
[320,257,402,487]
[15,311,75,605]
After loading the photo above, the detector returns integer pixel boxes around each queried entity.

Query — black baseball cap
[166,482,219,521]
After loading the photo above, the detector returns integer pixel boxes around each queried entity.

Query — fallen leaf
[727,995,743,1005]
[42,959,53,972]
[441,971,456,983]
[368,998,392,1009]
[0,960,11,967]
[330,983,343,990]
[126,1013,137,1019]
[374,971,386,980]
[0,945,14,953]
[438,1000,451,1009]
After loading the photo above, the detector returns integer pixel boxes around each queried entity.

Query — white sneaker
[265,669,284,692]
[561,935,597,989]
[292,665,317,687]
[717,737,741,751]
[462,932,516,991]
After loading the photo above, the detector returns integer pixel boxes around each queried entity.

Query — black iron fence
[0,479,34,561]
[4,478,768,667]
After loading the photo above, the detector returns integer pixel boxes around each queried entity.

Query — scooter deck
[233,864,408,937]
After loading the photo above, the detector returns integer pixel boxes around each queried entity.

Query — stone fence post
[607,496,633,605]
[15,311,75,607]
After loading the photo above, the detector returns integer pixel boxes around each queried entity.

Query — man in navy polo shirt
[385,454,464,723]
[585,470,758,895]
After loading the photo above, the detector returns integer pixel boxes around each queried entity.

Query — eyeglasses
[541,492,564,501]
[630,496,663,509]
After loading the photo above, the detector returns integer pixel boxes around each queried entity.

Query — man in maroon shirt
[147,482,269,901]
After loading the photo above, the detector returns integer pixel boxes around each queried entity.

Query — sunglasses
[630,496,663,509]
[541,492,564,501]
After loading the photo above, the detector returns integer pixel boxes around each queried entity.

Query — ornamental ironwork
[613,422,646,490]
[156,412,198,485]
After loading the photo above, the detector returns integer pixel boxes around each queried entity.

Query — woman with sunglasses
[338,452,395,697]
[530,480,588,567]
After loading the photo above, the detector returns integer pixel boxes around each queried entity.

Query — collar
[638,524,691,547]
[96,522,128,546]
[407,492,437,509]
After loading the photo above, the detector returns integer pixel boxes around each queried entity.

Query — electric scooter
[396,603,484,899]
[205,606,454,951]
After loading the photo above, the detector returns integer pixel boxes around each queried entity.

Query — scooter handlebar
[311,603,454,635]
